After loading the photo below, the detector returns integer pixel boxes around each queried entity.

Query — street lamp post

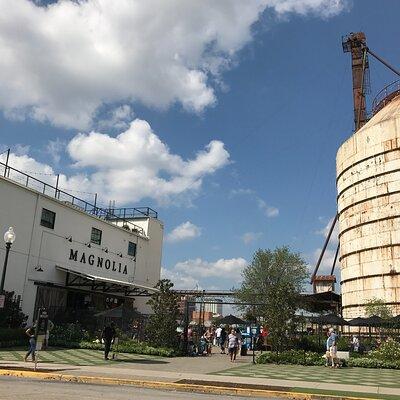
[1,227,16,294]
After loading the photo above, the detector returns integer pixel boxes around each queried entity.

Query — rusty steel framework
[342,32,370,131]
[342,32,400,132]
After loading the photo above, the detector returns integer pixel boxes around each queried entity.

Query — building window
[90,227,102,245]
[40,208,56,229]
[128,241,137,257]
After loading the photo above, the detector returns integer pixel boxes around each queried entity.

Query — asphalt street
[0,376,279,399]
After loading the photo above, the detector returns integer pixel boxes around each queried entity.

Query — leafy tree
[365,298,392,320]
[235,247,308,352]
[0,291,27,328]
[146,279,180,349]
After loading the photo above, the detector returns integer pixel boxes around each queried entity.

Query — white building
[0,161,163,324]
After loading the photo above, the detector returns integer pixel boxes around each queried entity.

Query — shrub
[0,327,26,347]
[291,335,323,352]
[49,323,91,345]
[369,338,400,362]
[336,336,350,351]
[257,350,326,366]
[348,357,400,369]
[0,292,27,328]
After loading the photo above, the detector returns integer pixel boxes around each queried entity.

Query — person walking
[102,322,116,360]
[228,329,238,362]
[215,325,222,347]
[220,326,227,354]
[352,335,360,353]
[325,328,338,367]
[24,325,36,362]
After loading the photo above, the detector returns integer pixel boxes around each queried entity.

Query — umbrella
[218,314,247,325]
[348,317,369,326]
[310,314,348,325]
[364,315,383,327]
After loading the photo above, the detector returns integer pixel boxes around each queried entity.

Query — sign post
[34,308,48,371]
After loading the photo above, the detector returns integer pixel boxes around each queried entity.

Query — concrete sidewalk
[1,358,399,399]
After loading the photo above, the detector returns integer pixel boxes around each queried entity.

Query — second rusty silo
[337,87,400,318]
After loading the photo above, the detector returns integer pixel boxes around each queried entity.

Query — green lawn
[215,362,400,389]
[0,347,162,366]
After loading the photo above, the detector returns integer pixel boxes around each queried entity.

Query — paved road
[0,377,278,400]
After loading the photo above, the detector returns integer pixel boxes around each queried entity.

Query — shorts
[228,346,237,354]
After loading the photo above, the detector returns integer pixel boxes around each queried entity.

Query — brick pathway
[214,363,400,388]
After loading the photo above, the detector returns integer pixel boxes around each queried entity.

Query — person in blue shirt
[326,328,338,367]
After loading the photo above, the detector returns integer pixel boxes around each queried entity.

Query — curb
[0,369,378,400]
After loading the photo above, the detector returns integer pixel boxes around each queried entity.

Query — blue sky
[1,0,399,291]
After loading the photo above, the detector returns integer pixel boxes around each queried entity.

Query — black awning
[56,265,157,297]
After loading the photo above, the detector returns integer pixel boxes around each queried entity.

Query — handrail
[107,207,158,219]
[371,80,400,115]
[0,161,157,237]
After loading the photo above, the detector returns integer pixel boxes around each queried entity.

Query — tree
[146,279,180,349]
[365,298,392,320]
[235,247,308,352]
[0,291,27,328]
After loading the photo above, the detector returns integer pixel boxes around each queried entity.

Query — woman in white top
[227,329,238,362]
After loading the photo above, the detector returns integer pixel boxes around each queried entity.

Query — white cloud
[310,247,339,276]
[241,231,263,245]
[0,118,230,205]
[315,217,339,245]
[97,105,134,131]
[45,138,66,164]
[231,188,279,218]
[0,0,346,129]
[166,221,201,243]
[161,267,200,290]
[257,198,279,218]
[269,0,346,17]
[174,257,247,282]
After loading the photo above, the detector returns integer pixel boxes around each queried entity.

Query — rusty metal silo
[337,83,400,318]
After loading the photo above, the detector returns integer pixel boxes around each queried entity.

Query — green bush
[0,328,26,347]
[369,338,400,362]
[336,336,350,351]
[291,335,324,352]
[256,350,326,366]
[49,323,91,344]
[0,292,27,328]
[348,357,400,369]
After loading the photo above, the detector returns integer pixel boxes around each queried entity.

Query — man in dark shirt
[102,322,116,360]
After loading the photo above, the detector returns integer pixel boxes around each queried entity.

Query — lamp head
[4,227,16,244]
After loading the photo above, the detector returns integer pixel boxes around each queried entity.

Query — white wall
[0,175,163,321]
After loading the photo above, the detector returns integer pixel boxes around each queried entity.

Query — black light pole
[1,227,16,294]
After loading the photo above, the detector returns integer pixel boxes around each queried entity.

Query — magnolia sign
[69,249,128,275]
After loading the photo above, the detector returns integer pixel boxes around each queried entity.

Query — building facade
[0,163,163,323]
[337,94,400,318]
[203,298,223,316]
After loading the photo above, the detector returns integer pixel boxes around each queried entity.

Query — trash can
[240,344,247,356]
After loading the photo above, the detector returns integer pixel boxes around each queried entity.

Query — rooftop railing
[107,207,158,220]
[0,160,157,237]
[371,80,400,115]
